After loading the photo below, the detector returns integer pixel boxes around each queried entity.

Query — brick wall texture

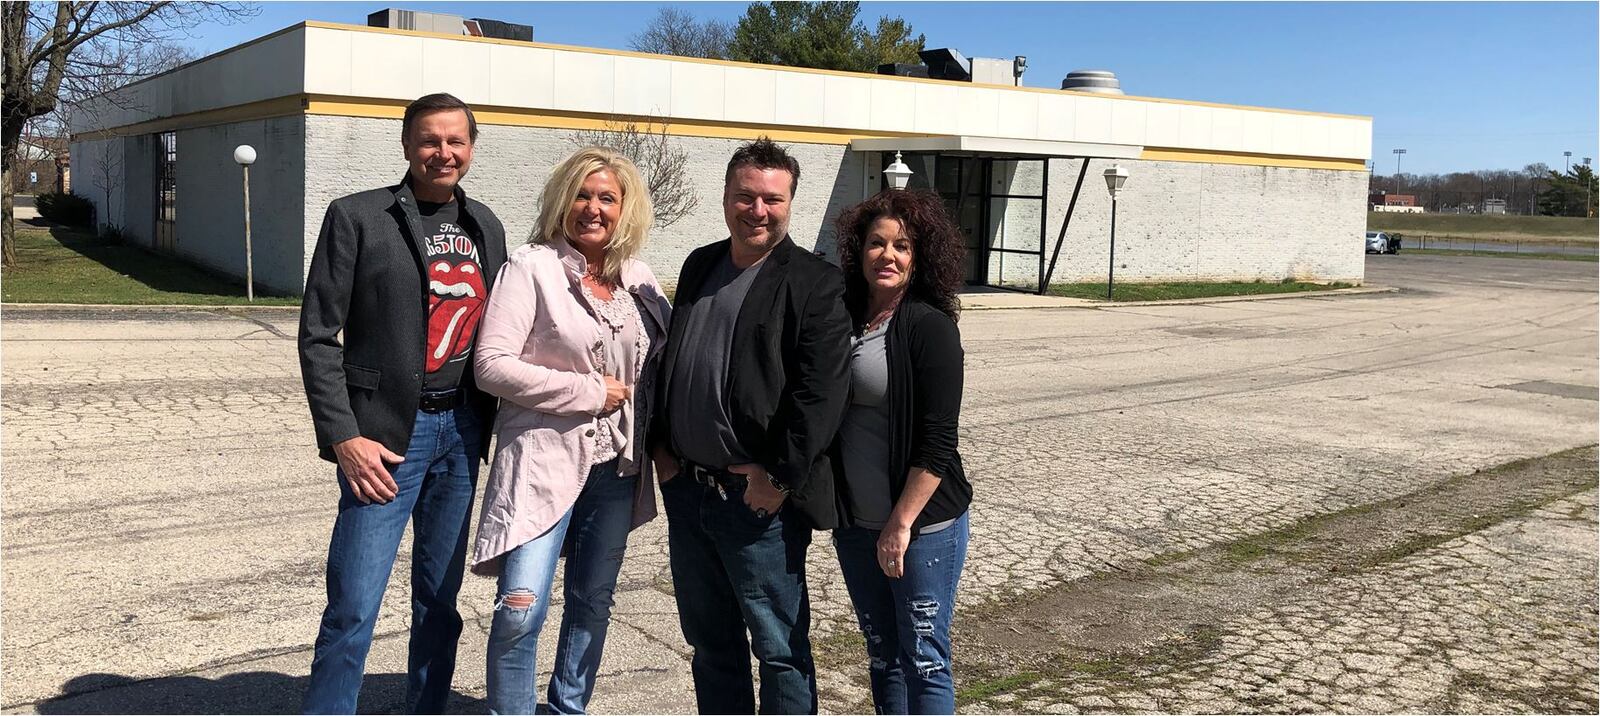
[82,114,1366,295]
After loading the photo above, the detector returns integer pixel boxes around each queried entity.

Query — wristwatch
[766,474,791,495]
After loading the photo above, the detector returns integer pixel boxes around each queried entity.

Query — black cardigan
[835,297,971,533]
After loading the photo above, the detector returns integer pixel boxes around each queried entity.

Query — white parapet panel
[76,22,1371,166]
[70,27,306,134]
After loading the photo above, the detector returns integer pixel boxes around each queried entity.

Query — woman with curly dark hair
[831,188,971,715]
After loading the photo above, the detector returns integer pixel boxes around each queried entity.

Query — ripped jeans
[833,512,969,715]
[486,459,634,715]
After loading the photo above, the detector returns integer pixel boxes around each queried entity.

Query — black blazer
[877,299,970,532]
[298,178,507,463]
[657,237,853,529]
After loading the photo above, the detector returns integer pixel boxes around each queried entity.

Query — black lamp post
[1102,165,1128,301]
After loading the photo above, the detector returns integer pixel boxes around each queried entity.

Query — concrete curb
[2,286,1400,315]
[1,303,300,312]
[960,285,1399,311]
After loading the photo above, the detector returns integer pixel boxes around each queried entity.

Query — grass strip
[1368,212,1597,239]
[1,227,299,306]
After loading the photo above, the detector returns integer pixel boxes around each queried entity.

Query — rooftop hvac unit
[877,63,930,78]
[466,18,533,42]
[970,57,1018,86]
[1061,70,1123,94]
[918,48,971,81]
[368,8,465,34]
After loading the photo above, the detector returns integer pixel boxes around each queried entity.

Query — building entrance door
[879,152,1048,290]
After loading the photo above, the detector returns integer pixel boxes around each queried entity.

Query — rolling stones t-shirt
[418,200,486,391]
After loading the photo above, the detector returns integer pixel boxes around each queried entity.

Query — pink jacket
[469,240,671,577]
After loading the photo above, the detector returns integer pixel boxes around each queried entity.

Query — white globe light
[233,144,257,166]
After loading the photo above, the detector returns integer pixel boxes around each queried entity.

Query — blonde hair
[530,147,654,284]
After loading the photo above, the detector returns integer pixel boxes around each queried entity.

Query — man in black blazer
[297,93,506,714]
[652,137,852,714]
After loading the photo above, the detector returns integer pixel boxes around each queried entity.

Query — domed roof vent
[1061,70,1123,95]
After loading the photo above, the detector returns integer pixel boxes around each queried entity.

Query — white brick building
[70,21,1373,295]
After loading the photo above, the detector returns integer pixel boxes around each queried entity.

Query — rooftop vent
[1061,70,1123,95]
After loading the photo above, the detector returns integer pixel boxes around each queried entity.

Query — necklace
[863,295,901,333]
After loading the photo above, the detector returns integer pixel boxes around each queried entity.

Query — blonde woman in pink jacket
[470,147,670,714]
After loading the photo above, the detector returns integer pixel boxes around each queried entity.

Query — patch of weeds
[1446,670,1599,712]
[957,671,1042,701]
[812,628,866,666]
[1222,540,1277,564]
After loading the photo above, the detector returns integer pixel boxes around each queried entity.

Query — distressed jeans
[486,459,634,715]
[833,512,969,715]
[662,474,817,715]
[302,406,481,715]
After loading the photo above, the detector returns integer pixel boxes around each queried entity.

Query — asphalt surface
[2,253,1595,713]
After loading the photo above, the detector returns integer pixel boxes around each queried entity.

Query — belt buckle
[690,463,728,500]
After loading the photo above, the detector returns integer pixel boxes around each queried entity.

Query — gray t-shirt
[840,316,958,535]
[668,253,763,468]
[841,320,893,525]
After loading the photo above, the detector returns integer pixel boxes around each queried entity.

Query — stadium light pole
[1392,148,1407,195]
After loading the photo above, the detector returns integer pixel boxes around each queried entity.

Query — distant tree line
[1369,162,1598,217]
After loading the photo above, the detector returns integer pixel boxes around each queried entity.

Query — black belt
[418,389,465,413]
[682,460,746,496]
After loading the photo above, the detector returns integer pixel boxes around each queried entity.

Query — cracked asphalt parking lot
[2,253,1595,714]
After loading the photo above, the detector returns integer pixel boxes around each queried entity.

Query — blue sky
[182,1,1598,176]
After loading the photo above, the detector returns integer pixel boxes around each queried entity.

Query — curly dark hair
[834,189,965,325]
[725,136,801,196]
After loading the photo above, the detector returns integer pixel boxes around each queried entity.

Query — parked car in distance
[1366,231,1401,254]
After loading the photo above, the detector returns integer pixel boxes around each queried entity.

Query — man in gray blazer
[297,92,507,714]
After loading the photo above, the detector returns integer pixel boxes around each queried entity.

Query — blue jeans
[302,407,481,715]
[486,459,635,715]
[833,512,969,715]
[661,474,816,715]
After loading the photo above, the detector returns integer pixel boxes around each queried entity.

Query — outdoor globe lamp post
[233,144,256,301]
[1102,165,1129,301]
[884,151,913,190]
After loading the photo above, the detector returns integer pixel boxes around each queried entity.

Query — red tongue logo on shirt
[427,259,486,372]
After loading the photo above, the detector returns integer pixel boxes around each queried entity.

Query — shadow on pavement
[33,672,486,714]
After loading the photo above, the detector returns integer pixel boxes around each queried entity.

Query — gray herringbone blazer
[298,177,507,463]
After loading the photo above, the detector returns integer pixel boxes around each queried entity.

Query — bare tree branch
[569,120,700,230]
[1,0,257,267]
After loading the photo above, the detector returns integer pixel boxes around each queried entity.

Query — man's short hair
[725,136,800,196]
[402,93,479,143]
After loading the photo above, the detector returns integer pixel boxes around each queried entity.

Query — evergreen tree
[1537,165,1597,217]
[729,1,925,72]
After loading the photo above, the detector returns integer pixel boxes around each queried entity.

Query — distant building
[1369,192,1423,213]
[10,134,65,195]
[1482,198,1506,215]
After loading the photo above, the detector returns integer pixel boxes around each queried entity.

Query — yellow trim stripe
[304,96,918,145]
[302,21,1370,121]
[69,95,1367,172]
[1140,147,1368,172]
[71,96,307,141]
